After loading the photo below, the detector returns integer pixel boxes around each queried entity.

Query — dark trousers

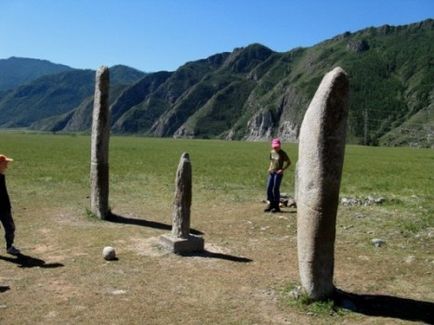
[267,172,283,208]
[0,211,15,249]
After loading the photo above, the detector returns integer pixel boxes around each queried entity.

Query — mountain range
[0,19,433,147]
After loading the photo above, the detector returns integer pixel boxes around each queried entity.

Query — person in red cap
[0,154,20,255]
[264,139,291,213]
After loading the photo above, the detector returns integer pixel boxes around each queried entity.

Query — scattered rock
[102,246,116,260]
[46,311,58,318]
[265,193,297,208]
[288,285,303,300]
[346,39,369,53]
[371,238,386,247]
[341,197,360,206]
[368,196,385,205]
[341,196,385,207]
[405,255,416,264]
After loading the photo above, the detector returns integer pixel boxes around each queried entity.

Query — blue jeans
[267,172,283,208]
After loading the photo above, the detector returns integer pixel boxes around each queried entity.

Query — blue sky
[0,0,433,72]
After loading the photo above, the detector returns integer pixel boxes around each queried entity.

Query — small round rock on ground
[102,246,116,260]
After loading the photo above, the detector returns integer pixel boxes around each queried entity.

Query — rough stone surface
[341,196,385,206]
[296,67,349,300]
[346,39,369,53]
[160,152,204,254]
[279,193,297,208]
[371,238,386,247]
[159,234,204,254]
[90,66,110,219]
[102,246,116,260]
[244,110,273,141]
[172,152,192,238]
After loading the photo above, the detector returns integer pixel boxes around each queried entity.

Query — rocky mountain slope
[0,19,433,147]
[0,65,145,129]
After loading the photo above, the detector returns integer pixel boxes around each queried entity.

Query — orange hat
[0,155,13,163]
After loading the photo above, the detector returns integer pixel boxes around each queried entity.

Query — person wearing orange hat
[0,154,20,255]
[264,139,291,213]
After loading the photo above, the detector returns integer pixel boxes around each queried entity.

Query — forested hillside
[0,19,432,147]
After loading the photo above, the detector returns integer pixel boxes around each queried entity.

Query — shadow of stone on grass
[0,286,10,293]
[179,250,253,263]
[334,288,434,323]
[106,213,203,235]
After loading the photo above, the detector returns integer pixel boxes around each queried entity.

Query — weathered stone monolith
[297,67,349,300]
[90,66,110,219]
[160,153,204,254]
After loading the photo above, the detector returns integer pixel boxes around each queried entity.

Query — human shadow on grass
[0,286,10,293]
[106,213,203,235]
[334,289,434,323]
[0,253,64,269]
[178,250,252,263]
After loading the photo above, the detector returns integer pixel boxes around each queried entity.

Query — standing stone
[160,153,204,254]
[294,162,299,203]
[90,66,110,219]
[297,67,349,300]
[172,152,192,238]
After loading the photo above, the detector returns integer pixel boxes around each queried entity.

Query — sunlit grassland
[1,132,432,220]
[0,131,431,244]
[0,132,433,324]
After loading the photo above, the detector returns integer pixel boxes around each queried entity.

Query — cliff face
[1,19,433,147]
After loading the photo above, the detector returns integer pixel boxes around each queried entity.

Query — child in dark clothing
[0,154,20,255]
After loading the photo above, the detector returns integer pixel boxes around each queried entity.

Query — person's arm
[283,157,291,171]
[277,155,291,174]
[268,161,274,173]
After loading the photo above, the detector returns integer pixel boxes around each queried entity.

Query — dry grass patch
[0,133,432,324]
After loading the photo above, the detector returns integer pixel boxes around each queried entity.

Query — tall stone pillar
[297,67,349,300]
[90,66,110,219]
[160,153,204,254]
[172,152,192,238]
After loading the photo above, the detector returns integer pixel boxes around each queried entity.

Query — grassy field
[0,132,433,324]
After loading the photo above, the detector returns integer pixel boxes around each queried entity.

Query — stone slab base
[159,234,204,254]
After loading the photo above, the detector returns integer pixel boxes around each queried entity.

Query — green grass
[281,283,350,322]
[0,132,433,324]
[1,131,431,233]
[2,132,432,231]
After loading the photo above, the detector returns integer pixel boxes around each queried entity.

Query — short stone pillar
[90,66,110,219]
[296,67,349,300]
[160,153,204,254]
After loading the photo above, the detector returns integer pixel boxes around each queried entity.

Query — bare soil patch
[0,200,432,324]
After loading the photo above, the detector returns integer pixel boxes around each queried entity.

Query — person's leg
[1,212,15,249]
[265,173,276,211]
[271,174,283,212]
